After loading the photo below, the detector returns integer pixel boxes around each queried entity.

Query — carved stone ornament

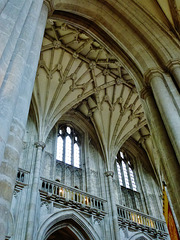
[144,68,163,85]
[43,0,54,15]
[166,59,180,72]
[104,171,114,178]
[34,141,46,149]
[41,200,50,210]
[140,87,152,100]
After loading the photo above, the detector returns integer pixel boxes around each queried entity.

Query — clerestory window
[56,125,81,168]
[116,151,137,191]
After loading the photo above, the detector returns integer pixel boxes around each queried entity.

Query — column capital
[104,171,114,178]
[43,0,54,16]
[140,87,152,100]
[34,141,46,149]
[144,69,163,85]
[166,59,180,71]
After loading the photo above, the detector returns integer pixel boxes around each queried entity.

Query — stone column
[0,0,44,166]
[167,60,180,90]
[0,0,33,79]
[84,132,91,193]
[25,141,46,240]
[146,70,180,163]
[140,87,180,226]
[105,171,120,240]
[0,4,48,240]
[0,0,8,13]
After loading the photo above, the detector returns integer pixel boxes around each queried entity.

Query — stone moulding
[36,208,102,240]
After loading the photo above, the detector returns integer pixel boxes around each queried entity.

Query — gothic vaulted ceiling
[136,0,180,35]
[32,19,146,165]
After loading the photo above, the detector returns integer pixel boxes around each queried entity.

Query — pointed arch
[129,232,153,240]
[36,209,101,240]
[52,0,180,72]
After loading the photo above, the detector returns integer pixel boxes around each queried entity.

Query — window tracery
[116,151,137,191]
[56,125,81,168]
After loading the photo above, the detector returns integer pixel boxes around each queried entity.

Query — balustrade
[117,204,168,235]
[40,177,105,212]
[16,168,30,184]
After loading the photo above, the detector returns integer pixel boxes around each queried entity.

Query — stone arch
[129,232,153,240]
[51,0,180,73]
[36,208,101,240]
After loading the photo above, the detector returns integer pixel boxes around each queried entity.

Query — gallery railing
[15,168,30,192]
[40,177,107,217]
[117,204,168,238]
[16,168,30,184]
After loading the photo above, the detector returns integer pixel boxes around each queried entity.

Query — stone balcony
[15,168,30,193]
[40,177,107,221]
[15,168,169,239]
[117,204,168,239]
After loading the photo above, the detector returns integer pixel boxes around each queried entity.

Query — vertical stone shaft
[148,71,180,163]
[0,0,8,13]
[0,0,44,166]
[0,4,48,240]
[167,60,180,90]
[141,88,180,226]
[84,132,91,193]
[105,171,120,240]
[0,0,32,81]
[25,142,45,240]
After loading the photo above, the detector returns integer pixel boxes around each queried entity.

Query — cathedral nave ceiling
[33,20,146,163]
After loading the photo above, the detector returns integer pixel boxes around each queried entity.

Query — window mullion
[71,133,74,166]
[79,145,81,168]
[57,125,81,168]
[63,135,66,163]
[126,162,133,189]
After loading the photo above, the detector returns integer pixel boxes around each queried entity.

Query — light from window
[56,125,81,168]
[117,162,123,185]
[74,143,80,168]
[120,151,124,159]
[56,136,63,161]
[129,167,137,191]
[116,150,137,191]
[66,126,71,134]
[65,136,71,164]
[122,161,130,188]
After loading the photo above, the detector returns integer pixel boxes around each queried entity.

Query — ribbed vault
[32,20,146,167]
[50,0,180,71]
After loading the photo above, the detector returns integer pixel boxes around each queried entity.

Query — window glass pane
[56,136,63,161]
[122,161,130,188]
[65,136,71,164]
[120,151,124,159]
[117,162,123,185]
[57,125,81,168]
[129,167,137,191]
[66,126,71,134]
[74,143,80,168]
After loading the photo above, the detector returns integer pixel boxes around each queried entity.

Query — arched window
[56,125,81,168]
[116,151,137,191]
